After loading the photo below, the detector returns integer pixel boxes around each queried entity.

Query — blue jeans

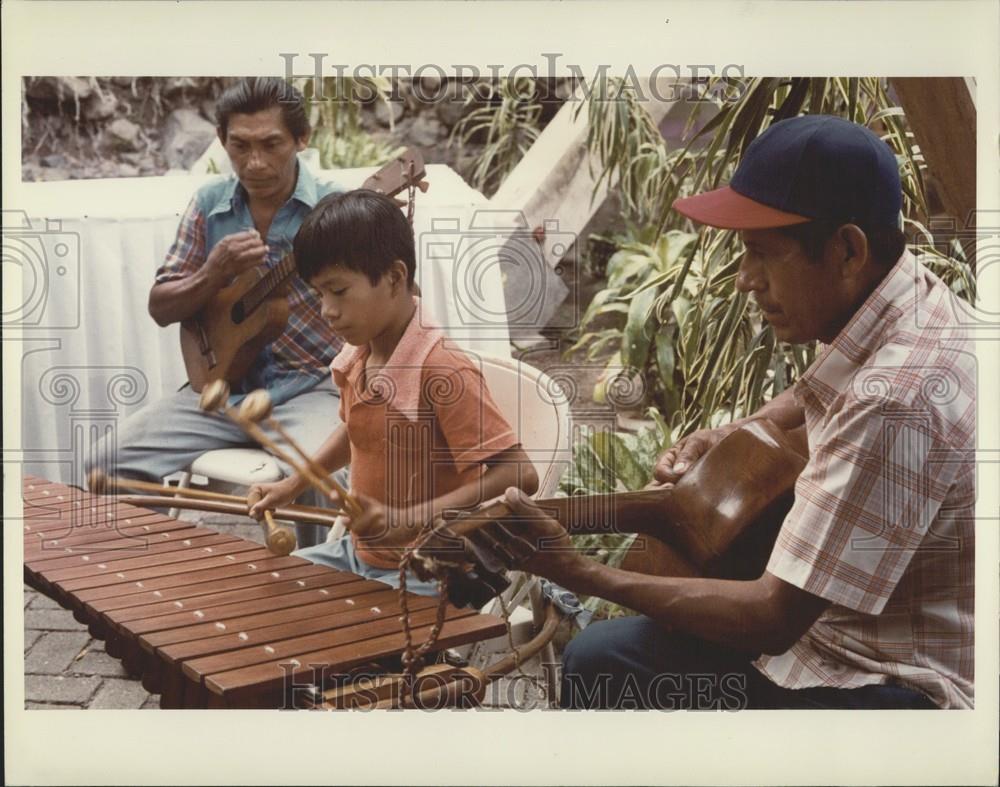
[85,378,345,547]
[294,534,440,596]
[560,616,938,710]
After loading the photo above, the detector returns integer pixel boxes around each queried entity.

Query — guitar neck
[442,488,676,540]
[239,254,297,316]
[537,489,676,536]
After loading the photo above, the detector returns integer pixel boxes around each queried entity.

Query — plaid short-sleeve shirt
[754,252,976,708]
[155,162,344,404]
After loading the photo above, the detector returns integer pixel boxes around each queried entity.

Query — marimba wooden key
[21,476,506,709]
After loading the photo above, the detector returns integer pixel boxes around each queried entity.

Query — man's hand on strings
[476,488,581,583]
[203,229,268,286]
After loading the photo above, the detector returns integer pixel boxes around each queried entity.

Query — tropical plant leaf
[620,285,657,373]
[654,324,677,387]
[577,288,622,332]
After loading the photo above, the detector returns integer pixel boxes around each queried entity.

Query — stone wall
[21,76,569,185]
[22,77,228,181]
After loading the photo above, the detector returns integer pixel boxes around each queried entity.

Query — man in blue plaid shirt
[87,77,344,546]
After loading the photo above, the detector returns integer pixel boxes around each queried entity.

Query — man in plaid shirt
[86,78,344,547]
[501,115,975,709]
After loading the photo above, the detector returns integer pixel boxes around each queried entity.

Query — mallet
[90,469,249,506]
[198,380,359,518]
[87,468,340,520]
[239,389,362,518]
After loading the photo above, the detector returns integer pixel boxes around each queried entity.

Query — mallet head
[87,468,109,494]
[267,528,296,556]
[239,389,274,423]
[199,380,231,412]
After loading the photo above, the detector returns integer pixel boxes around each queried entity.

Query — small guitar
[180,148,428,392]
[411,419,807,608]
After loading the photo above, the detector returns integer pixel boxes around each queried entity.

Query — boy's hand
[342,492,420,546]
[247,476,301,520]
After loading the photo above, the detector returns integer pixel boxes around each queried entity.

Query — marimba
[21,476,506,709]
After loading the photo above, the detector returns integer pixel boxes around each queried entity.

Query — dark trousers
[560,616,937,710]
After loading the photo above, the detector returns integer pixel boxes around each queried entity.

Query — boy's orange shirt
[330,298,518,568]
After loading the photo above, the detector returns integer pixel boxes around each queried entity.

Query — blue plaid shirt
[156,161,343,405]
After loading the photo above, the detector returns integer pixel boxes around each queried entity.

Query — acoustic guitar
[180,148,428,392]
[413,419,808,608]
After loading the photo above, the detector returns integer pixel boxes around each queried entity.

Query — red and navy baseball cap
[673,114,902,230]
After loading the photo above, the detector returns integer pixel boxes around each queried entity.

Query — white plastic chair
[447,354,571,703]
[166,449,282,519]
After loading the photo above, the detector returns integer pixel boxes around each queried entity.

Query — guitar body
[619,489,795,580]
[617,418,805,580]
[180,266,289,392]
[620,538,701,578]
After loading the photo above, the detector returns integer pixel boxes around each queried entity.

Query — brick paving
[23,509,553,710]
[23,513,252,709]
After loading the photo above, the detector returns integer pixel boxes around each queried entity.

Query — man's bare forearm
[149,230,268,326]
[557,558,826,656]
[148,268,225,326]
[747,387,805,431]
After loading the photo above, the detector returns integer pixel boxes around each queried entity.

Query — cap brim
[673,186,811,230]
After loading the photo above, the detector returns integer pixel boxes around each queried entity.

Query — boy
[248,189,538,594]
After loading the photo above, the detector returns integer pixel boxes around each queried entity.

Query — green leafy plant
[577,81,677,231]
[297,76,403,169]
[583,78,933,237]
[450,77,543,196]
[567,224,808,437]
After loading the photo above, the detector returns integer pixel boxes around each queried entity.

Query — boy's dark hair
[778,220,906,268]
[294,190,416,286]
[216,77,309,142]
